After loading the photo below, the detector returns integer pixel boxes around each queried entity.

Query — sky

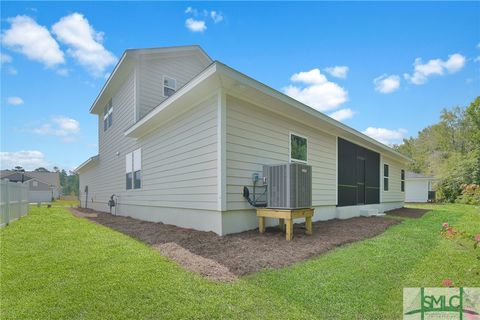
[1,2,479,171]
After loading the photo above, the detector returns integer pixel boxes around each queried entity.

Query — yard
[1,204,479,319]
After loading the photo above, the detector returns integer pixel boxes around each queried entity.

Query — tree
[13,166,24,172]
[395,96,480,203]
[34,167,50,172]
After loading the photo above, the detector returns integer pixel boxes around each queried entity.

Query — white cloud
[31,116,80,143]
[363,127,407,145]
[283,68,348,112]
[52,13,117,77]
[210,11,224,23]
[1,54,17,75]
[404,53,466,85]
[329,108,355,121]
[56,68,69,76]
[7,96,24,105]
[7,66,18,75]
[290,68,327,84]
[185,18,207,32]
[374,74,400,94]
[1,15,65,68]
[0,150,48,170]
[324,66,349,79]
[1,53,12,64]
[184,7,224,31]
[185,7,197,15]
[443,53,466,73]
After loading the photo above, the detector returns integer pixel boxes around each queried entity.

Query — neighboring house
[405,172,436,203]
[75,45,409,235]
[0,170,61,202]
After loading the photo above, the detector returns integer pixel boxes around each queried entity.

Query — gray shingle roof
[405,171,434,179]
[1,170,60,187]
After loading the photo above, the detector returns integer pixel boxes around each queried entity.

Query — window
[133,149,141,189]
[126,151,133,190]
[103,99,113,131]
[126,148,142,190]
[401,169,405,192]
[163,76,176,97]
[126,172,133,190]
[290,133,307,163]
[32,181,38,187]
[383,164,389,191]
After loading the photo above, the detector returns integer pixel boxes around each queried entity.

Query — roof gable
[90,45,212,115]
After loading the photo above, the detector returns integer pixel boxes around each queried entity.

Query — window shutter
[133,149,141,171]
[126,152,133,173]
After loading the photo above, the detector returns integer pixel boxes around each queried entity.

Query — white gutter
[74,155,99,173]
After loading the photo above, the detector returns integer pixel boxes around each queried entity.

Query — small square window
[103,99,113,131]
[163,76,176,97]
[290,134,307,163]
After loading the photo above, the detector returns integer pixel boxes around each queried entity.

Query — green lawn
[1,204,479,319]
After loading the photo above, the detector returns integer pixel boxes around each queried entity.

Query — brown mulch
[385,207,431,219]
[71,207,400,281]
[153,242,237,282]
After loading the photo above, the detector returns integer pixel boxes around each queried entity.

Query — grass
[1,204,479,319]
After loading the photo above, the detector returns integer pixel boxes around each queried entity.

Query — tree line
[395,96,480,203]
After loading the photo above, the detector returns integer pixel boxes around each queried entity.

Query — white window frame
[126,152,133,190]
[103,99,113,131]
[126,148,142,190]
[133,148,142,189]
[383,163,389,192]
[401,169,405,192]
[162,75,177,98]
[32,180,38,187]
[289,132,308,164]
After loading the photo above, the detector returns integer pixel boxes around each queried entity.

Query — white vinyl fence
[1,180,29,227]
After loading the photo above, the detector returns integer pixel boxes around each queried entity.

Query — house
[0,170,61,202]
[405,172,436,203]
[75,45,409,235]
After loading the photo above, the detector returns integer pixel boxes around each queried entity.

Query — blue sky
[1,2,479,171]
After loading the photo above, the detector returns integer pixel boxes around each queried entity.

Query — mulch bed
[71,208,401,281]
[385,207,431,219]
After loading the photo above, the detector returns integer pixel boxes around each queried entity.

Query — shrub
[455,184,480,205]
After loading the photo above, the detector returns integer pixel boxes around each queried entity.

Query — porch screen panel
[338,138,357,206]
[365,149,380,204]
[337,138,380,207]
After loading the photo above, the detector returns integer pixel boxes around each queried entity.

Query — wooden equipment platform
[256,208,314,241]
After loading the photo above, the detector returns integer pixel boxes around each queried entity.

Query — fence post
[5,179,10,226]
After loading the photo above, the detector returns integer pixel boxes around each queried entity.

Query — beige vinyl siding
[87,71,137,211]
[137,55,209,120]
[80,71,218,212]
[122,96,218,210]
[78,163,100,207]
[381,155,405,203]
[225,95,337,210]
